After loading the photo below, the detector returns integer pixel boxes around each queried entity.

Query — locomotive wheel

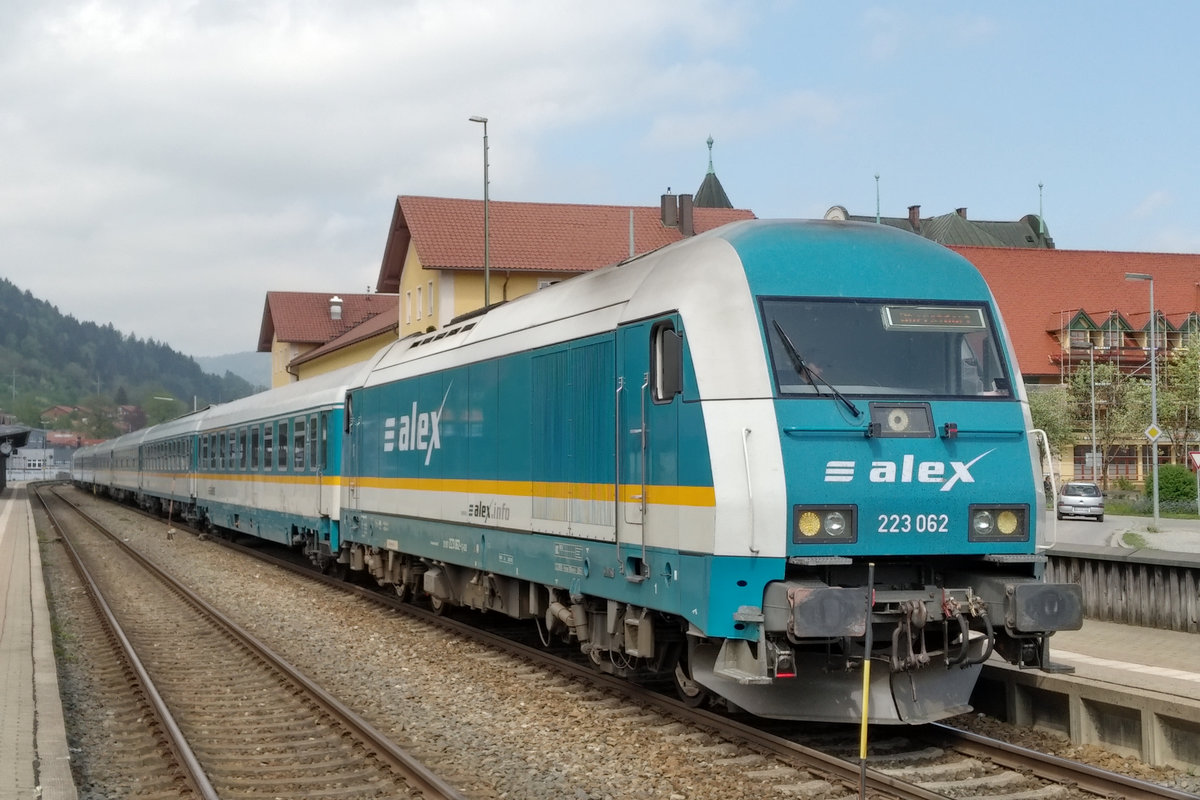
[673,659,709,707]
[429,595,448,615]
[393,582,411,602]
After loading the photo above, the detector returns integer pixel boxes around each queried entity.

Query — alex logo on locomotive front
[824,449,994,492]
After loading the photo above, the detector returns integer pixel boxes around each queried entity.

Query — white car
[1057,481,1104,522]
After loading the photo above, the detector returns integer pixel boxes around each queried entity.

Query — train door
[616,317,683,581]
[188,435,197,499]
[317,410,332,518]
[344,393,360,512]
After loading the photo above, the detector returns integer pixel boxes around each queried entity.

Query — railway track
[46,484,1200,800]
[36,484,467,800]
[193,510,1200,800]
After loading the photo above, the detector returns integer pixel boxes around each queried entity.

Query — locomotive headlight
[824,511,847,536]
[793,505,857,544]
[968,504,1029,542]
[797,511,822,537]
[886,408,911,433]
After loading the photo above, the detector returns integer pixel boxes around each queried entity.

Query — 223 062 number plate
[877,513,949,533]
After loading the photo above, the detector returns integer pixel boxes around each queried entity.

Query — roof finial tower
[1038,182,1045,236]
[695,136,733,208]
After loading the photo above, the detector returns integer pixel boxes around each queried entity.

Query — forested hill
[0,276,256,434]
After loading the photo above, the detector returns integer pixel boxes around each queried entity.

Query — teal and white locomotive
[76,219,1081,724]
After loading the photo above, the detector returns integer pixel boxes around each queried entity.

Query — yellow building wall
[269,339,316,388]
[398,242,444,339]
[451,271,569,319]
[396,240,577,339]
[292,334,397,381]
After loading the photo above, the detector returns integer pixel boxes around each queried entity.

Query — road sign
[1190,451,1200,471]
[1144,424,1161,442]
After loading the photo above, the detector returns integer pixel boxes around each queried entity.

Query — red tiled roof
[377,195,755,292]
[289,304,399,367]
[950,246,1200,379]
[257,291,397,351]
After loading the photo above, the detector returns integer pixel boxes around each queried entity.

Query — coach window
[294,417,306,471]
[264,424,274,471]
[279,421,289,471]
[651,321,683,403]
[228,432,237,471]
[251,426,260,470]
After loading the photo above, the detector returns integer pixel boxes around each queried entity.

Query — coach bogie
[418,561,534,620]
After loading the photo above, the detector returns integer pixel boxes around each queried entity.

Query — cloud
[1131,190,1172,219]
[861,7,998,61]
[0,0,760,356]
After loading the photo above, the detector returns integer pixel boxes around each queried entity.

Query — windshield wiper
[771,320,861,417]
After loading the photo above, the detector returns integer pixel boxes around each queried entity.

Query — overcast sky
[3,1,1198,358]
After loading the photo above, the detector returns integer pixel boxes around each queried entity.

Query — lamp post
[469,115,490,307]
[1125,272,1159,528]
[1088,343,1098,481]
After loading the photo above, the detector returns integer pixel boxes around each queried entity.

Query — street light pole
[1126,272,1159,528]
[469,115,490,308]
[1089,343,1098,481]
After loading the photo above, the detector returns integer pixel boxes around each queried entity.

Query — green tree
[1027,384,1074,468]
[1148,463,1197,502]
[1068,362,1149,489]
[1157,346,1200,462]
[143,392,185,426]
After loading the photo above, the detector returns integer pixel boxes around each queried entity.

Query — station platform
[1049,619,1200,703]
[0,485,77,800]
[977,616,1200,770]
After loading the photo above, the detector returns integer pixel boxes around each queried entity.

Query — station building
[254,144,1200,489]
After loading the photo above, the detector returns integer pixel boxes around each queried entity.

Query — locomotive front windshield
[763,298,1012,398]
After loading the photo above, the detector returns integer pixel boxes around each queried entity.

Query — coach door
[316,411,331,517]
[344,394,361,511]
[616,317,683,581]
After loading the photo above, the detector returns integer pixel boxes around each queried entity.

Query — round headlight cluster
[972,508,1021,536]
[793,505,857,544]
[797,510,850,538]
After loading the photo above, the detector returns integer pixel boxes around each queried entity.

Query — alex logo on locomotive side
[823,449,994,492]
[383,384,453,467]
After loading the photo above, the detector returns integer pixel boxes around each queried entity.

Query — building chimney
[329,295,343,321]
[661,191,678,228]
[907,205,921,232]
[956,207,967,219]
[679,194,694,236]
